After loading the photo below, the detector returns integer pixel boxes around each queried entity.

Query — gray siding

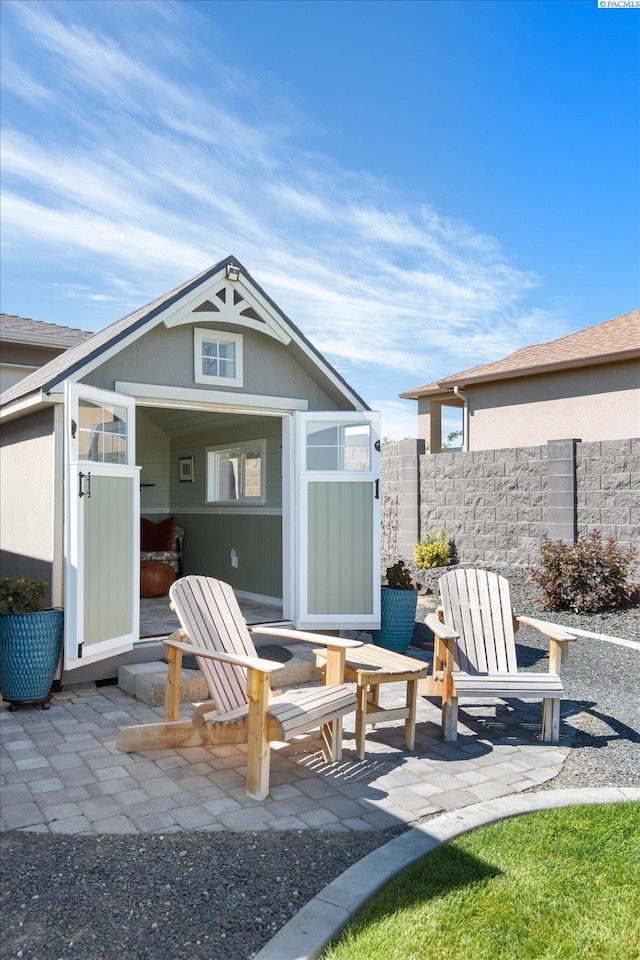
[177,512,282,598]
[84,323,344,411]
[0,408,56,601]
[137,410,171,512]
[139,411,283,598]
[169,418,282,509]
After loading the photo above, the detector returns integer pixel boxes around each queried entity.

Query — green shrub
[413,529,451,570]
[385,560,421,591]
[529,530,637,614]
[0,577,48,615]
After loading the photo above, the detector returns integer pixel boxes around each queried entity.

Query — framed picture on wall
[179,456,195,482]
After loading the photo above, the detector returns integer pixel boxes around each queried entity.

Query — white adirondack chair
[117,576,361,800]
[419,568,575,743]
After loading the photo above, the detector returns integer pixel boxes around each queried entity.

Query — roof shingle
[401,310,640,398]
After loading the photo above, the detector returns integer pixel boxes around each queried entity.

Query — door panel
[83,474,135,646]
[295,411,380,630]
[65,383,139,670]
[307,482,373,615]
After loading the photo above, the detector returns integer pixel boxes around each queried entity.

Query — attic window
[194,327,243,388]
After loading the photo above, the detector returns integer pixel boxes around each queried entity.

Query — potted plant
[0,577,64,710]
[371,560,421,653]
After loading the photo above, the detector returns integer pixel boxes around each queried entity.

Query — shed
[0,257,380,681]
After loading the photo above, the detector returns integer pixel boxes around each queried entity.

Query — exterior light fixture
[226,264,240,282]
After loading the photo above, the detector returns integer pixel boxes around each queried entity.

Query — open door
[64,383,140,670]
[294,411,381,630]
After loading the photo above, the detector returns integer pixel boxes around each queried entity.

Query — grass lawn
[323,802,639,960]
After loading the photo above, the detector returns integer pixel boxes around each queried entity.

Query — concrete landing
[118,636,323,707]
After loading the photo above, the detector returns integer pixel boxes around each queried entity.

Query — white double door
[63,385,380,671]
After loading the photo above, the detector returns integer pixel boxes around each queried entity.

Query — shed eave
[0,391,55,424]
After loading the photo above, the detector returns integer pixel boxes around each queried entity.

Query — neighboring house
[0,314,92,394]
[401,310,640,452]
[0,257,380,681]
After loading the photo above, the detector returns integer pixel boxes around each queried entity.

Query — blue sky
[1,0,638,437]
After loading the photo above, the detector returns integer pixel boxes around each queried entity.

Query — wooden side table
[315,643,428,759]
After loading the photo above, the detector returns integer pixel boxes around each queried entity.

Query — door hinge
[71,419,77,439]
[77,642,83,659]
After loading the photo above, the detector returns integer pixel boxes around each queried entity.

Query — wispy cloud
[0,0,569,436]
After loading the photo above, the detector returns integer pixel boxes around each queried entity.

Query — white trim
[194,327,244,388]
[0,391,52,423]
[142,505,283,516]
[161,277,291,345]
[281,414,294,623]
[116,381,308,414]
[52,404,65,609]
[234,590,283,607]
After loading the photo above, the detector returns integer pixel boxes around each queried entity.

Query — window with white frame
[194,328,243,387]
[305,422,371,471]
[206,439,265,503]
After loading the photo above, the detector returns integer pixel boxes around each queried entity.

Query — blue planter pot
[0,609,63,708]
[371,587,418,653]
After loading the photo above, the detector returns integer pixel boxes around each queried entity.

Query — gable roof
[401,309,640,399]
[0,256,368,411]
[0,314,92,349]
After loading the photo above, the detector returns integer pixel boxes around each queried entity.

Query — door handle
[78,471,92,498]
[374,478,380,500]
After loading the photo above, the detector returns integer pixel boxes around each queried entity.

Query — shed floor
[139,595,284,639]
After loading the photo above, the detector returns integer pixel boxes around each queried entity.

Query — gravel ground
[2,565,638,960]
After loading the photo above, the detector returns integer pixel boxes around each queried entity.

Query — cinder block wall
[381,439,424,564]
[576,438,640,555]
[380,436,640,570]
[419,445,548,567]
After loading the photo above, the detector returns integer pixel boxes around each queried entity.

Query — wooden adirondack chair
[419,568,575,743]
[117,576,361,800]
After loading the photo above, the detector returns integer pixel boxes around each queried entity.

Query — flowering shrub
[529,530,637,613]
[413,529,451,570]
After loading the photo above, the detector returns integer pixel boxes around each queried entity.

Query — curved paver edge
[253,786,640,960]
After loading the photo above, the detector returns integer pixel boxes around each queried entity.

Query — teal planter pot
[371,587,418,653]
[0,609,63,709]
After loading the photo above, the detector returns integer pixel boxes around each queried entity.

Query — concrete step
[118,637,323,707]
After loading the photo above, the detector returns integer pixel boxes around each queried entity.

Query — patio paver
[0,671,576,835]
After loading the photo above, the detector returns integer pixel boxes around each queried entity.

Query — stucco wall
[417,359,640,450]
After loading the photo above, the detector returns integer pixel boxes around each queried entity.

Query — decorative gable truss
[161,271,292,346]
